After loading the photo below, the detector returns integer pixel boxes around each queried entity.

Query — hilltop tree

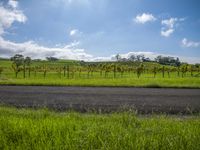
[115,54,121,61]
[24,57,31,66]
[155,55,181,66]
[46,57,59,62]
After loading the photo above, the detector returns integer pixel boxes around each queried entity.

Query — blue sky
[0,0,200,63]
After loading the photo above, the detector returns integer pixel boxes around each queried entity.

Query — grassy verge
[0,107,200,149]
[0,77,200,88]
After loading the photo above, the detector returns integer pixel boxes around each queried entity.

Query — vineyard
[0,57,200,88]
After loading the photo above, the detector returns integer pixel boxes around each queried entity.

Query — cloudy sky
[0,0,200,63]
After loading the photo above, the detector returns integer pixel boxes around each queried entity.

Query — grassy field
[1,59,200,88]
[0,106,200,149]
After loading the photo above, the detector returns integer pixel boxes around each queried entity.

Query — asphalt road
[0,86,200,114]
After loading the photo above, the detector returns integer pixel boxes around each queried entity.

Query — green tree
[11,54,24,78]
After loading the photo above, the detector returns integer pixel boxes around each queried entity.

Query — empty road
[0,86,200,114]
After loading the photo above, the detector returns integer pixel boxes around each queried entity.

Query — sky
[0,0,200,63]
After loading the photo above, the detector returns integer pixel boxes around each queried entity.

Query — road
[0,86,200,114]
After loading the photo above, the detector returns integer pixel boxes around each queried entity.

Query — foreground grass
[0,107,200,149]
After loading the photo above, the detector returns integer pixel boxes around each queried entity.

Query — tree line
[115,54,181,67]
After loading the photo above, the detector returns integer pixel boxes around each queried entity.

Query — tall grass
[0,107,200,149]
[0,76,200,88]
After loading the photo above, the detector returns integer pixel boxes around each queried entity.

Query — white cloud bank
[134,13,156,24]
[0,37,93,60]
[182,38,200,48]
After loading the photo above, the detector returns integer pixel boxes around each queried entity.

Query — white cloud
[69,29,83,37]
[181,38,200,48]
[0,37,93,60]
[8,0,18,9]
[0,2,27,35]
[161,18,177,28]
[161,28,174,37]
[134,13,156,24]
[69,29,79,36]
[161,17,184,37]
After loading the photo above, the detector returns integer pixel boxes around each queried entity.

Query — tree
[24,57,31,66]
[128,55,136,62]
[155,55,181,66]
[46,57,59,62]
[11,54,24,78]
[115,54,121,61]
[152,66,157,78]
[136,55,145,62]
[23,56,32,78]
[136,64,144,78]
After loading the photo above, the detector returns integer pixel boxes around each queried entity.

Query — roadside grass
[0,75,200,88]
[0,106,200,149]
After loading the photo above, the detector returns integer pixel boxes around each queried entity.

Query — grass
[0,75,200,88]
[1,59,200,88]
[0,106,200,149]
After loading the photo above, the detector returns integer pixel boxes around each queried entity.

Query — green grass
[1,59,200,88]
[0,106,200,149]
[0,74,200,88]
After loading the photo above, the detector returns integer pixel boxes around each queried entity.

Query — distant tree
[46,57,59,62]
[128,55,136,62]
[115,54,121,61]
[143,57,151,62]
[80,60,86,66]
[155,55,181,66]
[120,58,128,62]
[24,57,31,66]
[11,54,24,78]
[175,57,181,67]
[132,54,145,62]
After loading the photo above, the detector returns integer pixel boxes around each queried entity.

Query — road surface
[0,86,200,114]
